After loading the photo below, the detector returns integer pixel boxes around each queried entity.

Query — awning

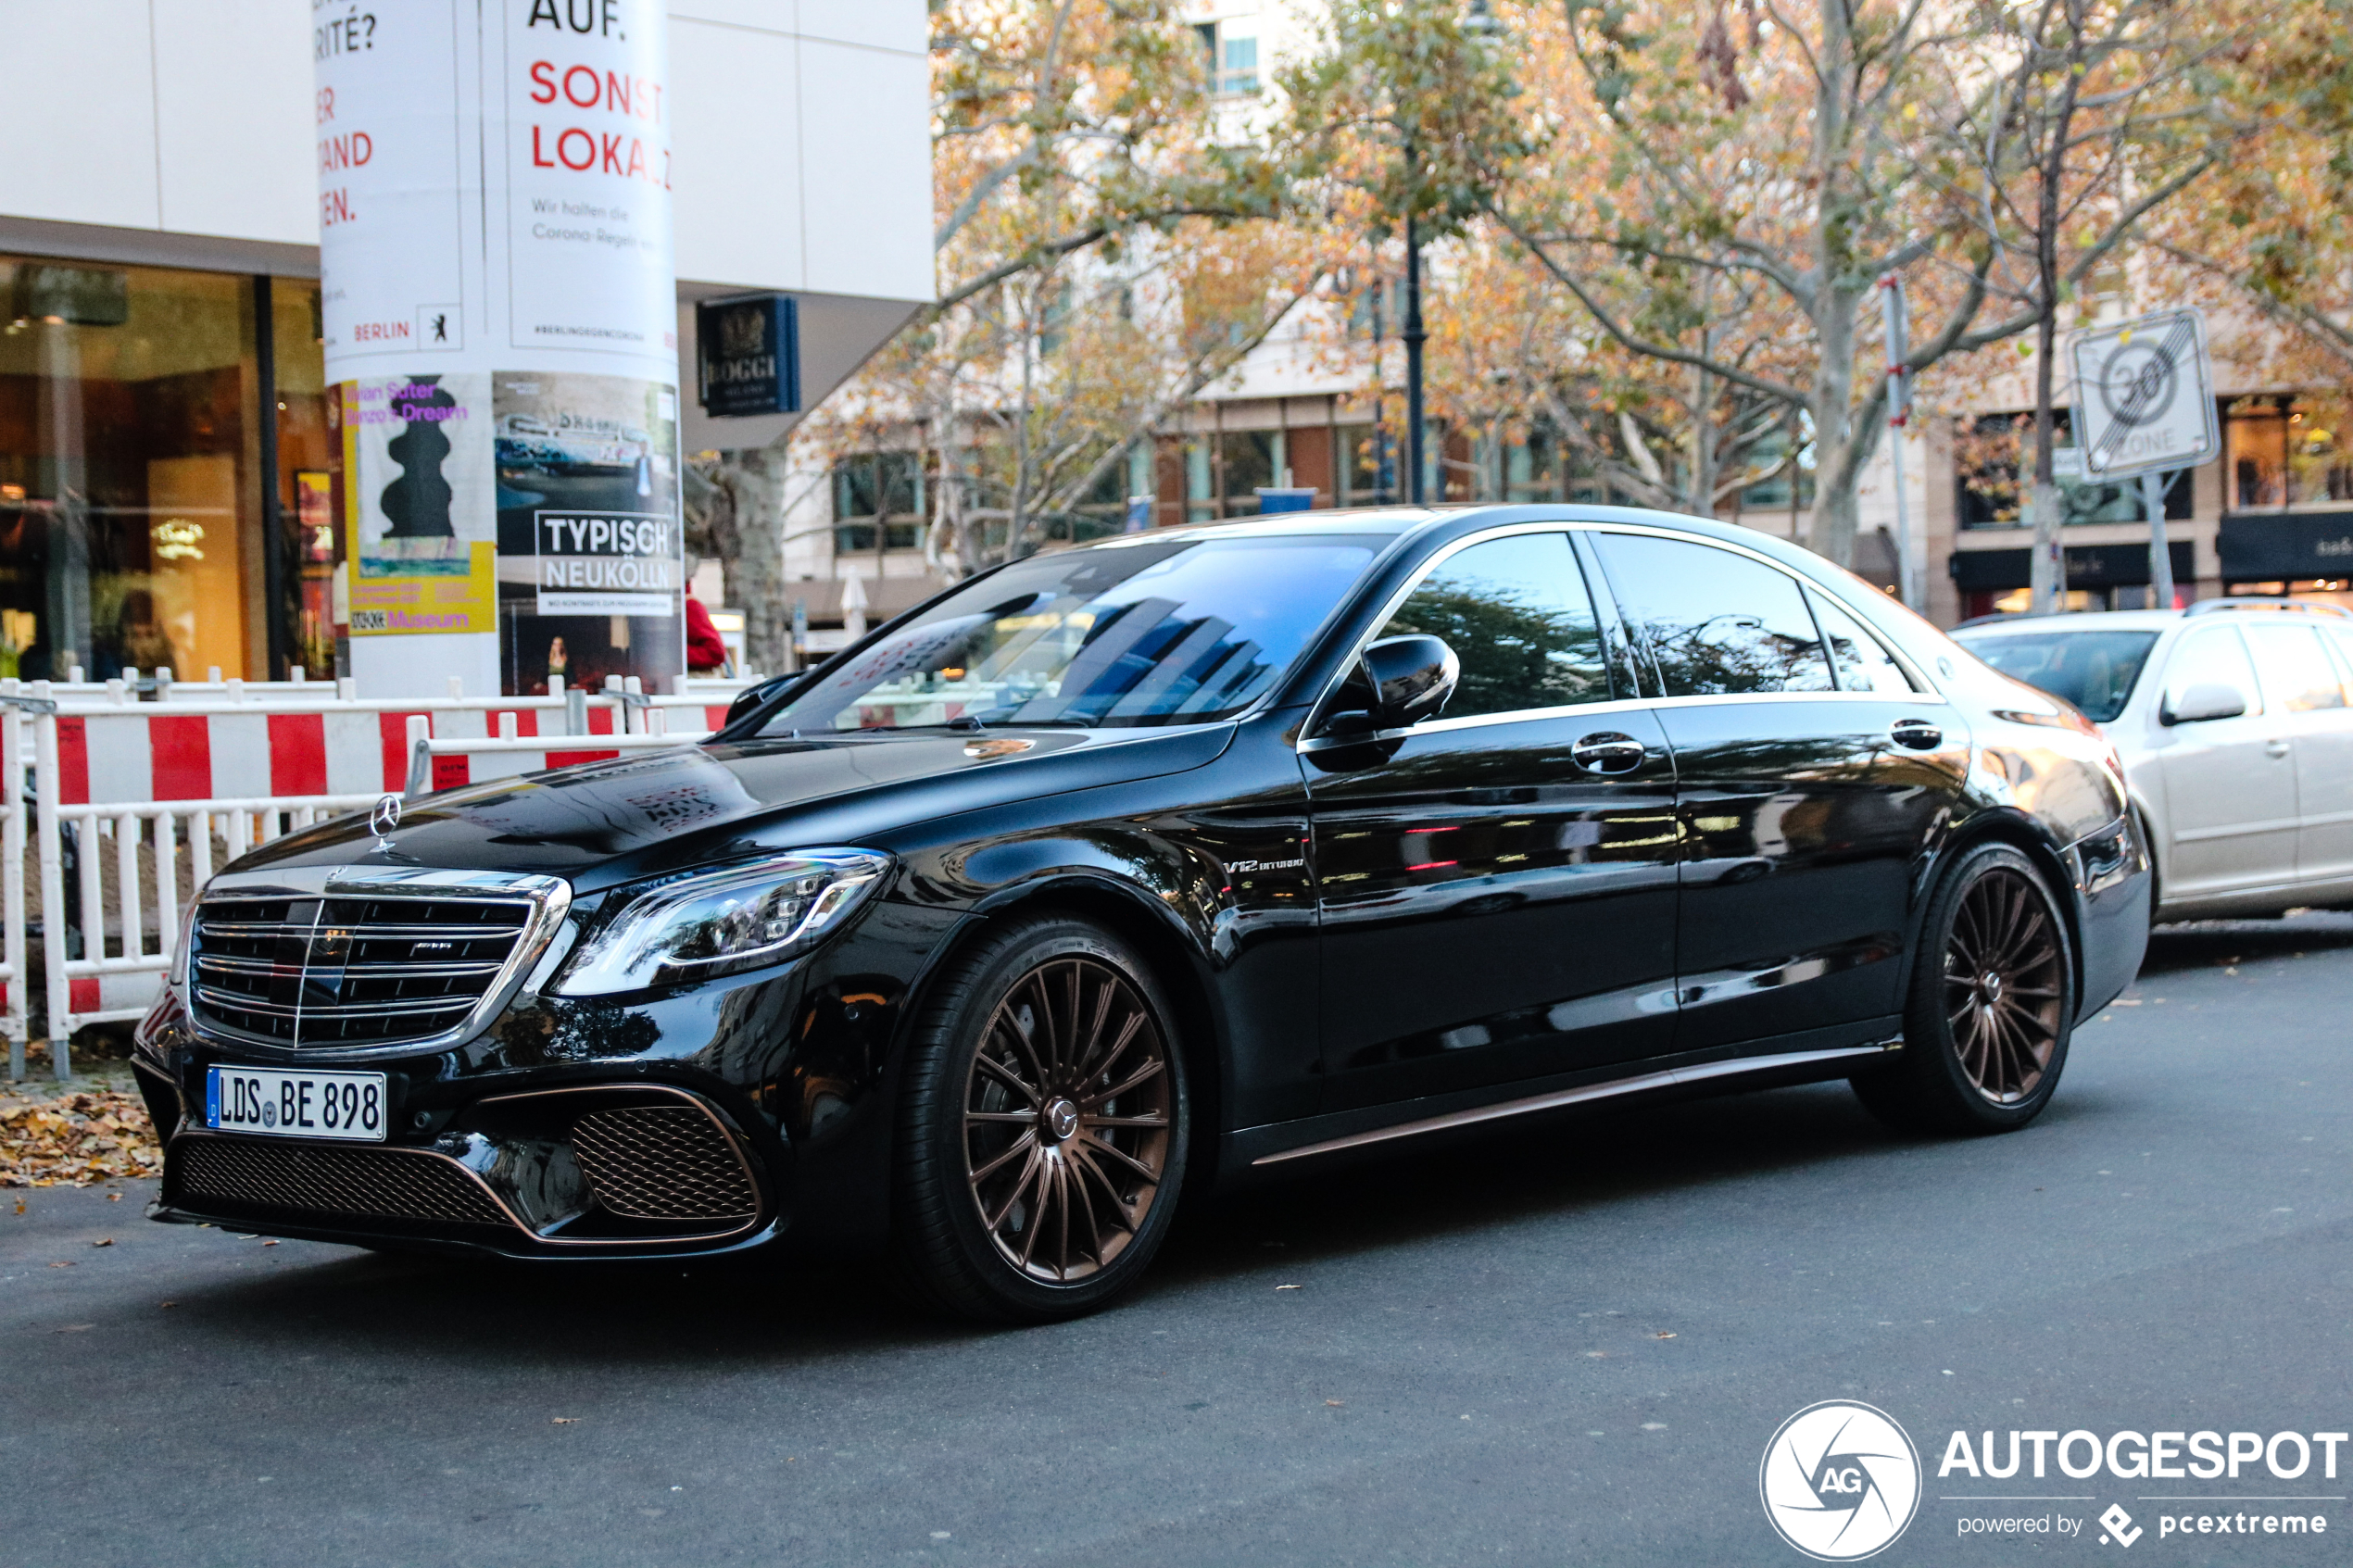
[1949,541,2195,592]
[2218,511,2353,581]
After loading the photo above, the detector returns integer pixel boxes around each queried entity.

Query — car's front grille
[170,1136,510,1229]
[189,894,534,1049]
[569,1105,759,1223]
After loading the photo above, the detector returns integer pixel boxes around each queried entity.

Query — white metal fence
[2,671,753,1080]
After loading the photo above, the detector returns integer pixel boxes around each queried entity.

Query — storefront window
[1956,411,2188,529]
[1220,430,1280,513]
[0,257,261,681]
[2224,395,2353,510]
[270,277,334,678]
[831,451,926,553]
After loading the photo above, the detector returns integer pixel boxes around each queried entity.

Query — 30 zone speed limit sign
[2069,307,2220,481]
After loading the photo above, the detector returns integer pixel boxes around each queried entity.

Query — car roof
[1954,610,2185,637]
[1088,502,1817,552]
[1105,509,1440,546]
[1956,603,2353,639]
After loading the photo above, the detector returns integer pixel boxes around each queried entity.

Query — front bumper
[136,895,966,1260]
[148,1079,774,1256]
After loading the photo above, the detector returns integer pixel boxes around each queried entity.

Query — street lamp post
[1403,208,1426,505]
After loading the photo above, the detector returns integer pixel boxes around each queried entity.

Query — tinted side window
[2328,625,2353,685]
[1592,534,1833,696]
[1806,588,1919,694]
[2162,627,2263,717]
[2242,622,2347,713]
[1378,532,1611,720]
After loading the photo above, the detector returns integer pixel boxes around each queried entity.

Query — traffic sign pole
[1878,275,1922,613]
[2070,308,2215,616]
[2143,470,2176,609]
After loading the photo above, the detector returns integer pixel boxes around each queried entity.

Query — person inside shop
[95,588,180,681]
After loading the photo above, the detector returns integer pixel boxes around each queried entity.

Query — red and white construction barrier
[2,672,753,1079]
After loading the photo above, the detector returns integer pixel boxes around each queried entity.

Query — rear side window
[2242,622,2347,713]
[2328,625,2353,685]
[1591,533,1833,696]
[2161,627,2263,718]
[1806,589,1919,694]
[1378,532,1613,720]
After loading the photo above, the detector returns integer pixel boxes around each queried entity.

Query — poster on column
[494,371,681,696]
[313,0,470,363]
[502,1,676,364]
[317,0,679,697]
[341,377,499,637]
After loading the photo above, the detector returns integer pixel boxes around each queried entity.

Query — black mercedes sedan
[133,507,2149,1321]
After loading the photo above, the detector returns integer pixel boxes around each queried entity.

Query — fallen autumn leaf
[0,1088,161,1187]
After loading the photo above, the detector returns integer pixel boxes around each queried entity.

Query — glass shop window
[2225,395,2353,510]
[0,257,259,681]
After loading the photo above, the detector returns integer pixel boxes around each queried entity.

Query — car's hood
[236,725,1236,893]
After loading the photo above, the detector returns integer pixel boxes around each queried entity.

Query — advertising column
[316,0,682,699]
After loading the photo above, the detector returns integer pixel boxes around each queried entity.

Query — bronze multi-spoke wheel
[963,956,1173,1283]
[1853,843,2075,1135]
[1942,867,2065,1104]
[893,918,1189,1322]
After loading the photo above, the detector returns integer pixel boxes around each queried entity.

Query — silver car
[1955,601,2353,922]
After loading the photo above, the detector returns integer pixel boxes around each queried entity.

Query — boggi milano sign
[315,0,683,699]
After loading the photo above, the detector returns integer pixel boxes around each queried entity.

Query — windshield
[755,535,1383,734]
[1956,628,2159,722]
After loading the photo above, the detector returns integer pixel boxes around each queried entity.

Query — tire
[1852,842,2075,1135]
[889,916,1189,1323]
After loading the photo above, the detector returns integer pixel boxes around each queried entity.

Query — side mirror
[1361,634,1460,730]
[724,676,793,730]
[2160,682,2247,726]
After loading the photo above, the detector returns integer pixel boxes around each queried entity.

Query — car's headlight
[553,849,891,996]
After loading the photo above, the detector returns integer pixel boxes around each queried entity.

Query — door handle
[1570,732,1648,775]
[2267,739,2292,759]
[1889,719,1944,750]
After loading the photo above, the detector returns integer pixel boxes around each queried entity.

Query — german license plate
[205,1066,387,1142]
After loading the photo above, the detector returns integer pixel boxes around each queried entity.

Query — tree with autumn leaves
[696,0,2353,651]
[790,0,1348,584]
[1282,0,2270,572]
[692,0,1318,670]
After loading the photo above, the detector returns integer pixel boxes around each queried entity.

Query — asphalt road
[6,917,2350,1567]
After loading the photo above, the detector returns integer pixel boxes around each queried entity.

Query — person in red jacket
[685,593,729,673]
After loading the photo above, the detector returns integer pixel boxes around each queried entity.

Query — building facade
[0,0,929,687]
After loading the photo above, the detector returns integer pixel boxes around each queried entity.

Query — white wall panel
[669,0,797,29]
[0,0,927,311]
[798,0,925,54]
[152,0,315,244]
[797,39,932,301]
[670,19,806,290]
[0,0,161,231]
